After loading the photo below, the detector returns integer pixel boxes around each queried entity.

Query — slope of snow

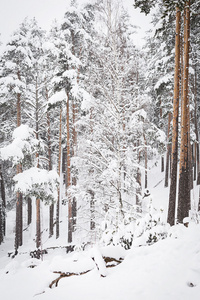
[1,223,200,300]
[1,159,200,300]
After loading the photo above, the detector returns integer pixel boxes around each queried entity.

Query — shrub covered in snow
[132,211,170,247]
[101,208,170,249]
[100,213,136,250]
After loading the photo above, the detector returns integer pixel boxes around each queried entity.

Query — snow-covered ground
[1,160,200,300]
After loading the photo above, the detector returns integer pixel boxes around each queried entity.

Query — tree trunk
[49,204,54,238]
[72,98,77,232]
[27,197,32,226]
[15,86,23,251]
[136,149,142,209]
[0,164,6,244]
[168,7,181,226]
[0,164,6,236]
[144,134,148,189]
[193,143,196,181]
[66,92,72,243]
[36,197,41,249]
[161,156,164,173]
[0,201,3,244]
[88,189,95,230]
[165,112,172,188]
[35,77,41,248]
[177,1,191,223]
[56,106,62,239]
[47,104,54,238]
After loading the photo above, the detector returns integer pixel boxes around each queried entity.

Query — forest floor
[1,160,200,300]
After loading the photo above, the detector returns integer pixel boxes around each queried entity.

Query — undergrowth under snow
[1,223,200,300]
[1,161,200,300]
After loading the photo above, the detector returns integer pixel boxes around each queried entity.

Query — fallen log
[103,256,123,267]
[49,270,91,288]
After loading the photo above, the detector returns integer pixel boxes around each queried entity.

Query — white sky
[0,0,152,47]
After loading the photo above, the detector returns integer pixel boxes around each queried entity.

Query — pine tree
[168,6,181,226]
[0,163,6,244]
[0,21,32,251]
[177,1,191,223]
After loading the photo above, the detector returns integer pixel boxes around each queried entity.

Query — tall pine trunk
[66,92,72,243]
[35,77,41,249]
[0,164,6,244]
[177,1,191,223]
[168,7,181,226]
[72,98,77,232]
[144,134,148,189]
[56,106,62,239]
[136,146,142,209]
[88,189,95,231]
[165,112,172,188]
[0,164,6,236]
[15,81,23,251]
[27,198,32,226]
[46,102,54,238]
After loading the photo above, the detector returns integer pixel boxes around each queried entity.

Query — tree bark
[165,112,172,188]
[35,77,41,248]
[161,156,164,173]
[168,7,181,226]
[66,92,72,243]
[56,106,62,239]
[143,134,148,189]
[47,104,54,238]
[177,1,191,223]
[0,164,6,244]
[0,164,6,236]
[27,197,32,226]
[136,147,142,209]
[15,77,23,251]
[36,197,41,248]
[72,98,77,232]
[88,189,95,230]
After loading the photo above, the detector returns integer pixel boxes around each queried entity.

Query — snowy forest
[0,0,200,299]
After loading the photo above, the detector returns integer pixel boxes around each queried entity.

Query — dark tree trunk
[27,197,32,226]
[66,92,72,243]
[0,202,3,244]
[49,204,54,238]
[177,1,191,223]
[193,143,196,181]
[0,164,6,236]
[36,198,41,249]
[161,156,164,173]
[71,98,77,232]
[56,107,62,239]
[15,85,23,251]
[15,191,23,251]
[136,167,142,211]
[165,113,172,188]
[88,190,95,230]
[35,77,41,248]
[47,103,54,238]
[144,134,148,189]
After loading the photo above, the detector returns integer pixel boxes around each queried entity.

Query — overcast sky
[0,0,152,47]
